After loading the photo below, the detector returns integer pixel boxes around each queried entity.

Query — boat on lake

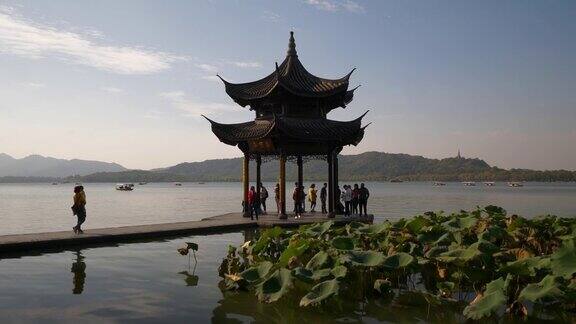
[138,182,147,185]
[462,181,476,186]
[174,182,182,186]
[433,182,446,186]
[484,181,495,186]
[116,183,134,191]
[508,182,524,187]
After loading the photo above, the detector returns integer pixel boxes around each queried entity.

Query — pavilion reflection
[70,249,86,295]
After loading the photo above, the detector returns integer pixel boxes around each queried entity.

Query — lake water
[1,182,575,236]
[1,231,569,323]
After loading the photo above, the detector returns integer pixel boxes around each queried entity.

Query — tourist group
[247,183,370,220]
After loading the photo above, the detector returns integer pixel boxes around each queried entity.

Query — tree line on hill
[2,151,572,183]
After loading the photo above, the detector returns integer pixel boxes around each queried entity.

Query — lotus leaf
[299,279,340,306]
[330,265,347,279]
[463,277,508,320]
[404,216,430,234]
[331,236,355,250]
[425,246,448,258]
[341,250,385,267]
[305,251,330,270]
[302,221,333,237]
[437,247,482,263]
[292,267,332,283]
[357,222,391,235]
[500,256,550,277]
[478,226,509,243]
[443,215,478,231]
[278,239,309,267]
[256,268,293,303]
[240,261,273,283]
[185,242,198,251]
[382,252,415,270]
[519,275,564,303]
[550,239,576,279]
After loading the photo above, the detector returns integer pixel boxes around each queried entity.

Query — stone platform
[0,212,373,254]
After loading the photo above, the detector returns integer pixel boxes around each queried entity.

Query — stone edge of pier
[0,213,373,254]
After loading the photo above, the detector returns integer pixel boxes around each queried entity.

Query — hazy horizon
[1,1,575,170]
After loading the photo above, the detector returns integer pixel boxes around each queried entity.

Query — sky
[0,0,575,171]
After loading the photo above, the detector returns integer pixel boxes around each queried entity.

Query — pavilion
[205,32,369,218]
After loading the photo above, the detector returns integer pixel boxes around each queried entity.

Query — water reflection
[179,259,199,287]
[70,250,86,294]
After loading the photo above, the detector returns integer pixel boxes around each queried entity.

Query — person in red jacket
[248,186,259,220]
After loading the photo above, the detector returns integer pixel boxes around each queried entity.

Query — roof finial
[287,31,297,57]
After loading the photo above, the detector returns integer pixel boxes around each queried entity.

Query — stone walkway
[0,212,373,253]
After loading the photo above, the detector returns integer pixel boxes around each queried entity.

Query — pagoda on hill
[205,32,370,218]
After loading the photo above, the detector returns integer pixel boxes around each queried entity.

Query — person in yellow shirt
[308,184,317,213]
[72,185,87,234]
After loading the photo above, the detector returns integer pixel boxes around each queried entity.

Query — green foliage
[217,206,576,320]
[330,236,355,250]
[341,250,386,267]
[518,275,564,303]
[463,277,508,320]
[299,279,340,307]
[255,268,293,303]
[550,239,576,279]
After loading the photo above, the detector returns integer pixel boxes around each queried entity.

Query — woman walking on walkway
[308,184,317,212]
[72,185,87,234]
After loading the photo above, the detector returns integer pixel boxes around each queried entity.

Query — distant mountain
[0,153,127,177]
[2,151,575,183]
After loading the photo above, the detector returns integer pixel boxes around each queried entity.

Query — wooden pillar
[297,155,303,213]
[256,155,262,203]
[279,155,287,219]
[327,153,334,215]
[297,155,303,189]
[333,152,339,216]
[242,153,250,217]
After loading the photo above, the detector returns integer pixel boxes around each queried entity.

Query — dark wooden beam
[327,152,334,215]
[256,155,262,205]
[242,154,250,217]
[279,155,287,219]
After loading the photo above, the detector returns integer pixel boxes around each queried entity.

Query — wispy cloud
[341,1,365,13]
[17,81,45,88]
[305,0,365,13]
[229,61,261,68]
[159,91,234,117]
[195,63,218,73]
[261,10,281,22]
[200,75,221,82]
[0,8,180,74]
[100,86,123,93]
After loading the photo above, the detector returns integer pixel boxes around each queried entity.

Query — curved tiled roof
[218,32,354,105]
[205,112,369,147]
[203,117,274,146]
